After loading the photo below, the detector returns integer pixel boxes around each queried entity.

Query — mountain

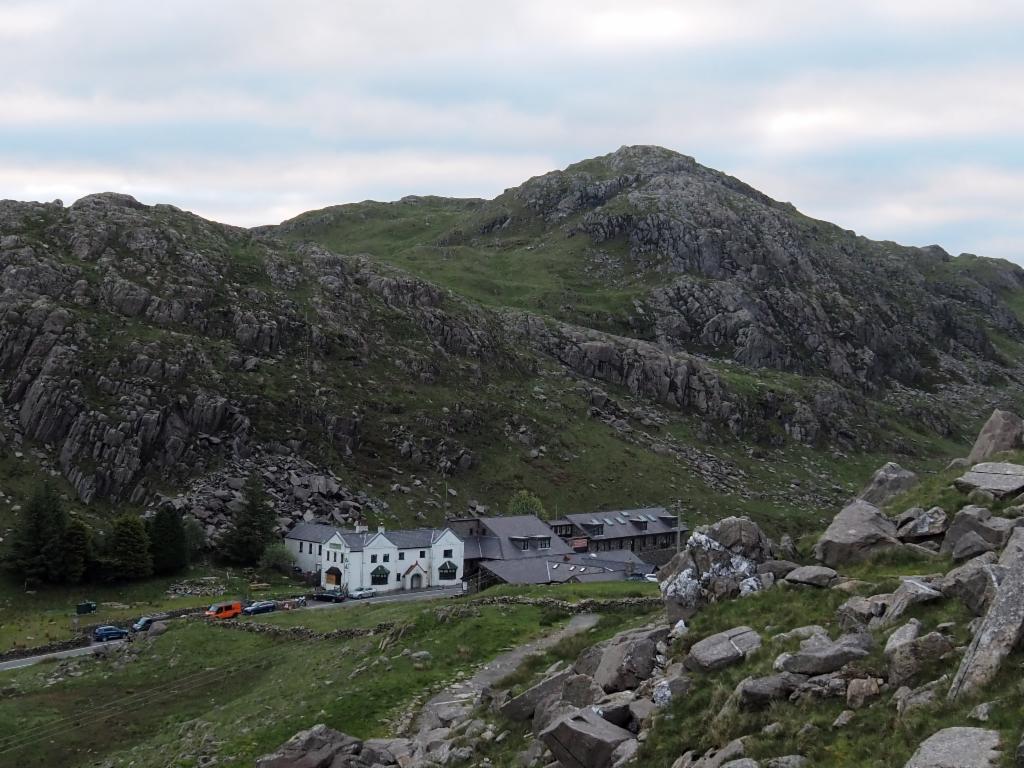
[1,146,1022,541]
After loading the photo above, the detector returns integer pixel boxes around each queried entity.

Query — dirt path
[412,613,600,733]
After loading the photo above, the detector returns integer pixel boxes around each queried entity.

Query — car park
[349,587,376,600]
[242,600,278,615]
[93,625,129,642]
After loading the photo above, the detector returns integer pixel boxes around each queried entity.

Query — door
[410,573,423,589]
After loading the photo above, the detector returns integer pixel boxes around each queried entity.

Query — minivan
[205,600,243,620]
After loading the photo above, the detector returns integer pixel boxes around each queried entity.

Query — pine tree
[182,516,207,563]
[109,514,153,580]
[62,517,91,584]
[224,474,276,565]
[507,489,546,519]
[149,507,189,575]
[3,484,67,586]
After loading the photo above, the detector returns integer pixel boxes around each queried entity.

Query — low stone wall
[0,636,90,663]
[465,595,663,614]
[209,619,398,641]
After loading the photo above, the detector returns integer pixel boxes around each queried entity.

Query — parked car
[312,590,346,603]
[130,614,169,633]
[93,625,129,642]
[644,573,660,583]
[242,600,278,615]
[205,600,243,620]
[626,573,648,582]
[349,587,376,600]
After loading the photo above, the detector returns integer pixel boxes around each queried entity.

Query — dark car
[130,614,169,632]
[93,625,129,642]
[242,600,278,615]
[312,590,346,603]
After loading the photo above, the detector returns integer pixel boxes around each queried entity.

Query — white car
[644,573,660,583]
[349,587,377,599]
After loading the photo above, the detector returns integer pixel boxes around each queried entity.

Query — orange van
[205,600,243,619]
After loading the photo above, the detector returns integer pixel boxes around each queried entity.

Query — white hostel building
[285,523,464,593]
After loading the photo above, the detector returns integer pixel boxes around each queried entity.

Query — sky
[1,1,1022,261]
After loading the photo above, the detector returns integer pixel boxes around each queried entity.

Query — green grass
[481,580,660,601]
[0,565,306,651]
[0,601,555,768]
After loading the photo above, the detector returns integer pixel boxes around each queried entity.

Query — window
[383,553,390,563]
[318,544,322,555]
[371,566,389,586]
[537,538,550,550]
[396,573,401,583]
[439,561,458,581]
[298,542,304,553]
[518,539,529,551]
[338,553,344,563]
[371,554,377,563]
[443,549,453,558]
[419,550,426,558]
[399,551,405,561]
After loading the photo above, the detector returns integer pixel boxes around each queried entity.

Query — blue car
[242,600,277,615]
[93,625,129,642]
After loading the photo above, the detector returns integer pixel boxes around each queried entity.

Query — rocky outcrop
[539,708,636,768]
[903,727,1002,768]
[255,724,402,768]
[968,409,1024,463]
[954,463,1024,499]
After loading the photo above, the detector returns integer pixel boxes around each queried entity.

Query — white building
[284,523,464,594]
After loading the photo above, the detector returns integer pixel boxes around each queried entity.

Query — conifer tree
[109,514,153,580]
[224,474,276,565]
[149,507,189,575]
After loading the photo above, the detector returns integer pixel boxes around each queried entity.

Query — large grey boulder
[255,724,368,768]
[685,626,762,672]
[779,632,873,676]
[784,565,837,587]
[896,507,948,541]
[859,462,918,506]
[903,727,1001,768]
[888,632,955,686]
[955,463,1024,499]
[879,578,943,627]
[735,672,807,709]
[968,409,1024,463]
[575,626,666,693]
[941,505,1021,556]
[661,517,774,620]
[948,530,1024,701]
[501,669,574,721]
[813,500,901,567]
[938,552,1004,615]
[540,708,635,768]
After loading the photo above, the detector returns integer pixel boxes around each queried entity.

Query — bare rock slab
[685,626,762,672]
[903,727,1001,768]
[955,463,1024,499]
[784,565,837,587]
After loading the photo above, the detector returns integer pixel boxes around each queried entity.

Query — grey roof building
[555,507,684,556]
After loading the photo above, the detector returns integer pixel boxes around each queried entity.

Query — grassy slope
[0,600,556,768]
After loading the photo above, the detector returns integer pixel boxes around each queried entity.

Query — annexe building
[551,507,683,557]
[285,524,464,594]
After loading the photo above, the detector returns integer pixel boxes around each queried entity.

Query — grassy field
[0,565,307,651]
[0,599,563,768]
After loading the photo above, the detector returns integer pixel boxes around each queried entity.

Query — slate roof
[453,515,573,560]
[339,532,373,551]
[285,523,340,543]
[564,507,682,541]
[381,529,445,549]
[479,551,654,585]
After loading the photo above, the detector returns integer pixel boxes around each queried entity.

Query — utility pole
[675,498,683,555]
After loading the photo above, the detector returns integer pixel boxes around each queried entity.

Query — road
[0,639,125,672]
[0,586,462,673]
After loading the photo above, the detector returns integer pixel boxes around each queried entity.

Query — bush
[258,542,296,573]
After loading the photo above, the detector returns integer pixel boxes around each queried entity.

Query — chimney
[377,525,385,533]
[355,523,368,533]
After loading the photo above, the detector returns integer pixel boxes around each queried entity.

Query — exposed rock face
[859,462,918,506]
[903,727,1002,768]
[955,463,1024,499]
[948,530,1024,700]
[660,517,774,620]
[968,409,1024,463]
[813,500,901,567]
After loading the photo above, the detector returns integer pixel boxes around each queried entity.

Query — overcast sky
[1,1,1022,261]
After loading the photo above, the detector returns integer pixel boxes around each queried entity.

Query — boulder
[763,758,809,768]
[575,627,665,693]
[561,674,606,708]
[784,565,837,587]
[735,672,807,709]
[952,532,996,561]
[779,633,873,676]
[968,409,1024,463]
[859,462,918,506]
[903,727,1001,768]
[948,533,1024,701]
[941,506,1020,556]
[757,560,800,579]
[879,578,943,626]
[889,632,955,686]
[938,552,1004,616]
[501,669,574,721]
[255,724,364,768]
[685,626,762,672]
[813,500,901,567]
[540,708,635,768]
[896,507,948,541]
[955,463,1024,499]
[884,619,922,656]
[846,676,881,708]
[661,517,774,620]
